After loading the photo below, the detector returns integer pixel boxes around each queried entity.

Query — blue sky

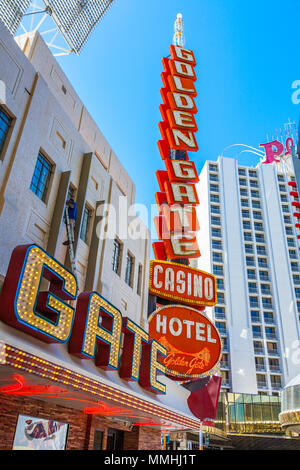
[55,0,300,216]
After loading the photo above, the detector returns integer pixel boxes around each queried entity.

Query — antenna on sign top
[173,13,185,47]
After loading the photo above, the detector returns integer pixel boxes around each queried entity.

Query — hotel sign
[148,305,221,379]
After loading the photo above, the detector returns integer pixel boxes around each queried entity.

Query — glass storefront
[282,384,300,412]
[215,392,283,434]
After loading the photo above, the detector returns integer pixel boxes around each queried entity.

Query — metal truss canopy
[0,0,31,35]
[42,0,116,54]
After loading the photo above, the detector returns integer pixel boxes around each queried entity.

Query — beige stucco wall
[0,21,150,326]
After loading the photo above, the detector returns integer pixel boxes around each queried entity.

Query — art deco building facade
[0,24,150,328]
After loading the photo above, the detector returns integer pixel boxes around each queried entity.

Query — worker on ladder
[63,198,77,246]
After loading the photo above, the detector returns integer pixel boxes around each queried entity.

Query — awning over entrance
[0,341,202,432]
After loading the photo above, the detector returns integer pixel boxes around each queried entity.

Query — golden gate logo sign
[149,260,217,307]
[153,45,201,261]
[148,305,221,379]
[0,244,167,395]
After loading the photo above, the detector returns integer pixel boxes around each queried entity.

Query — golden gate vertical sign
[148,43,221,381]
[153,44,200,260]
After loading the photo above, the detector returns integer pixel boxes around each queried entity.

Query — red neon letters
[0,245,167,395]
[154,45,201,261]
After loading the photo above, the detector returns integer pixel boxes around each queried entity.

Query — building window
[252,200,261,209]
[211,216,221,226]
[239,178,247,187]
[80,205,92,244]
[253,211,262,220]
[257,245,266,255]
[279,184,286,192]
[248,170,257,178]
[125,252,135,287]
[282,205,290,214]
[210,184,219,192]
[264,312,274,324]
[252,325,262,338]
[250,180,259,188]
[265,327,276,340]
[211,205,220,214]
[213,252,223,263]
[251,311,260,323]
[255,234,265,243]
[254,222,264,232]
[210,194,220,203]
[250,297,259,308]
[246,256,255,267]
[212,228,222,238]
[238,168,246,176]
[259,271,269,281]
[256,374,267,388]
[241,199,249,207]
[30,152,53,202]
[217,292,225,304]
[255,357,265,371]
[271,375,281,388]
[240,188,248,197]
[261,284,271,295]
[295,288,300,298]
[251,190,260,198]
[293,275,300,285]
[262,298,273,309]
[254,341,264,354]
[93,430,104,450]
[284,216,292,224]
[216,322,227,334]
[242,209,250,219]
[209,163,218,172]
[245,244,254,254]
[217,279,225,290]
[244,232,252,241]
[137,264,143,296]
[258,258,268,268]
[0,106,12,156]
[291,262,299,272]
[215,306,226,318]
[213,265,224,276]
[212,240,222,250]
[112,238,122,275]
[247,269,256,279]
[243,221,251,230]
[248,282,258,293]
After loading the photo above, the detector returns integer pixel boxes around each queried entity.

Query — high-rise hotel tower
[194,157,300,395]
